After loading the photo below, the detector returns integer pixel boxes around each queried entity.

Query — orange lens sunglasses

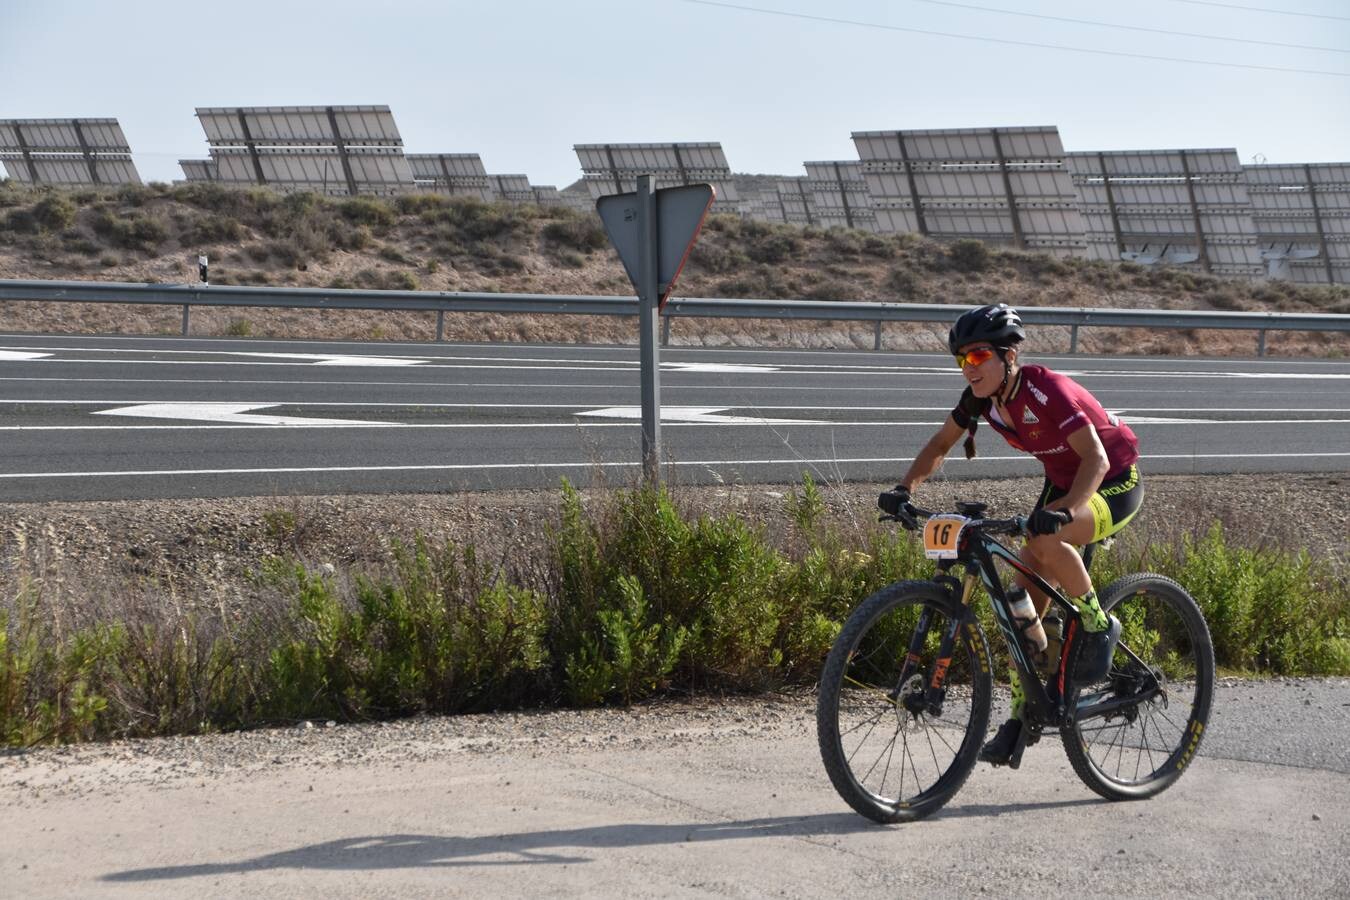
[954,346,998,369]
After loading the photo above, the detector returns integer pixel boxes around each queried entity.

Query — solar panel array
[4,104,1347,283]
[736,182,785,224]
[0,118,141,186]
[1243,163,1350,285]
[803,161,876,232]
[178,158,218,183]
[488,174,534,204]
[1066,149,1264,277]
[531,185,564,207]
[854,127,1085,257]
[575,142,739,209]
[406,153,494,200]
[776,177,817,227]
[191,105,414,196]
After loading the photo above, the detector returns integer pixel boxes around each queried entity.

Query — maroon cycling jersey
[951,364,1139,490]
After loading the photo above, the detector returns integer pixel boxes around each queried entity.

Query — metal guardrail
[0,278,1345,356]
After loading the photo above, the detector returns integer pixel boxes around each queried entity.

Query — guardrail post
[181,304,191,336]
[1257,329,1267,357]
[874,319,882,351]
[436,310,445,342]
[662,315,671,347]
[1069,324,1079,354]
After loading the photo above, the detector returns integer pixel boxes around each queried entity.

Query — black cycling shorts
[1034,464,1143,544]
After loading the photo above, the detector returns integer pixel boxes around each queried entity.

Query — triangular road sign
[596,183,715,310]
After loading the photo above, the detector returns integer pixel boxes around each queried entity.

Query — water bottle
[1039,610,1064,675]
[1007,587,1047,653]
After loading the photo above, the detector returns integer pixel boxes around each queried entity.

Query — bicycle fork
[893,576,976,718]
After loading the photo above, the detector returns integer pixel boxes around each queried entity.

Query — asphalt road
[2,679,1346,898]
[1,333,1347,501]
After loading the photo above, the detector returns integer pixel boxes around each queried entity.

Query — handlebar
[880,503,1028,537]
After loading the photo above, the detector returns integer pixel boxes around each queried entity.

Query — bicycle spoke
[844,716,884,767]
[838,705,889,741]
[1067,577,1213,796]
[878,727,901,800]
[859,725,901,785]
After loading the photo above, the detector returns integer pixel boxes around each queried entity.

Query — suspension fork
[919,574,980,712]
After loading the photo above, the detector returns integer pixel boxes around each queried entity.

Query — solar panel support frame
[11,126,38,183]
[991,130,1026,250]
[70,121,102,186]
[1304,163,1336,285]
[235,110,268,186]
[895,132,927,236]
[832,162,856,230]
[780,178,815,226]
[325,106,360,197]
[1179,152,1213,273]
[1098,152,1126,256]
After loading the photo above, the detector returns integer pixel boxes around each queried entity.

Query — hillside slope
[1,180,1346,356]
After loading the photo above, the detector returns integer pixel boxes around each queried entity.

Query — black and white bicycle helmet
[947,304,1026,355]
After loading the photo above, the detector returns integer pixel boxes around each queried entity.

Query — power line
[1166,0,1350,22]
[682,0,1350,77]
[908,0,1350,54]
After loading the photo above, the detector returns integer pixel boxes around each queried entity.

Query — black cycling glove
[1028,508,1072,536]
[878,485,911,516]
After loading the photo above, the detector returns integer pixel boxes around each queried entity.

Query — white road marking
[4,418,1350,431]
[0,350,52,361]
[1,451,1347,480]
[232,353,429,367]
[92,403,396,427]
[0,398,1345,416]
[664,362,780,373]
[575,406,811,424]
[3,344,1346,378]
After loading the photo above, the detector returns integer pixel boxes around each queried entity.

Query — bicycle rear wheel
[817,580,992,823]
[1062,573,1215,801]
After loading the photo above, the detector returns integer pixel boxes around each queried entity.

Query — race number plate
[923,515,969,559]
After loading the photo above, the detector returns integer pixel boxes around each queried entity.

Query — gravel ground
[2,473,1346,609]
[2,677,1346,805]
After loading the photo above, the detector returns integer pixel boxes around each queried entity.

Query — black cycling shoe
[978,718,1026,768]
[1074,614,1122,683]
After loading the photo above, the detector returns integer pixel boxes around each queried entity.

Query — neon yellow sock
[1008,663,1025,719]
[1071,589,1108,632]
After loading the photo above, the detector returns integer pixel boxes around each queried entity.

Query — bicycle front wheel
[816,580,992,823]
[1062,573,1215,801]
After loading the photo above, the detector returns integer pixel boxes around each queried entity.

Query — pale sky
[3,0,1348,187]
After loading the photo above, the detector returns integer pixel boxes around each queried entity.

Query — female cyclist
[878,303,1143,766]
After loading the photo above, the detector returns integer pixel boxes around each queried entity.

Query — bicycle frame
[890,517,1162,731]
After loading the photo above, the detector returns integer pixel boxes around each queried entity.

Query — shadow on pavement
[102,814,873,881]
[103,797,1103,882]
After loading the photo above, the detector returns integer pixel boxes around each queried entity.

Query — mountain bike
[816,499,1215,823]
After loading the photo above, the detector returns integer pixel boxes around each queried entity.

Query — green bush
[264,540,549,718]
[0,590,121,746]
[32,195,77,232]
[542,216,607,253]
[947,239,991,273]
[339,197,395,229]
[2,208,39,234]
[184,213,244,245]
[91,210,167,251]
[2,482,1347,747]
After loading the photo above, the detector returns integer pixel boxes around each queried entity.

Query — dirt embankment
[1,181,1346,356]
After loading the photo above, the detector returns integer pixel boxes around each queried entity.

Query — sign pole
[637,174,661,486]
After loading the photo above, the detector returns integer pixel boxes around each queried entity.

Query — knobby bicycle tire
[1061,573,1215,801]
[816,580,993,823]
